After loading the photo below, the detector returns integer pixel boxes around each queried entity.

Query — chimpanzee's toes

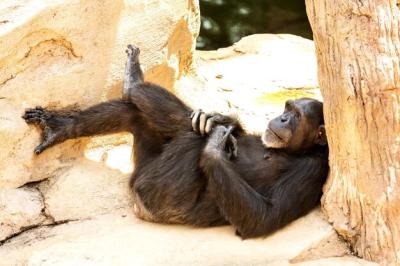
[228,134,238,158]
[23,108,43,124]
[235,230,242,238]
[22,107,51,129]
[126,44,140,58]
[34,142,48,154]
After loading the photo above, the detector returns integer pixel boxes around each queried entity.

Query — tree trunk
[305,0,400,264]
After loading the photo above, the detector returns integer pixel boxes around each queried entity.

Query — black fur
[23,45,328,238]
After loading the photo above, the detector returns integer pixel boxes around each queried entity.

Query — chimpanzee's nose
[280,114,288,123]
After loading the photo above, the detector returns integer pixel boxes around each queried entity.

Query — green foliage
[197,0,312,50]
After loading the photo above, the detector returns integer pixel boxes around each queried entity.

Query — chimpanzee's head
[262,98,327,153]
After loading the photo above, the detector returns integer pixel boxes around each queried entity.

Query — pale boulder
[39,160,134,222]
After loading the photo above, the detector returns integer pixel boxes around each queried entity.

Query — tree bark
[305,0,400,264]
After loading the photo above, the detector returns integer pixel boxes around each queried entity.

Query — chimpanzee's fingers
[219,125,233,148]
[191,110,202,133]
[205,116,216,135]
[218,125,237,159]
[199,112,210,136]
[225,125,235,136]
[229,134,238,158]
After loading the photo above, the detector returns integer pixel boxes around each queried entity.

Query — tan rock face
[0,187,46,241]
[0,0,199,245]
[39,160,134,222]
[0,0,200,189]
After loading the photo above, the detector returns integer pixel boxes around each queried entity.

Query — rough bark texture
[306,0,400,265]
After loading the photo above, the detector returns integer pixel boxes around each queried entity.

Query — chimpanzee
[23,45,328,239]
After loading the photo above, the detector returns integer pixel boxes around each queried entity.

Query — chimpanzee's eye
[285,102,292,112]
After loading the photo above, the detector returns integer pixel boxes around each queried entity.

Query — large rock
[39,160,134,221]
[0,0,200,189]
[0,0,199,246]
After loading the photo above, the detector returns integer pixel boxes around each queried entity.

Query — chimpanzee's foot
[123,44,144,100]
[22,107,72,154]
[23,106,51,128]
[125,44,140,60]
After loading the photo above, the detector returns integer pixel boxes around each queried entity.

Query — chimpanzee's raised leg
[122,45,193,137]
[22,45,194,154]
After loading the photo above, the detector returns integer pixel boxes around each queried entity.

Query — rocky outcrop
[0,0,200,189]
[0,0,199,243]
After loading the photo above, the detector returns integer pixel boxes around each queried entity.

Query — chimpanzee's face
[262,98,326,152]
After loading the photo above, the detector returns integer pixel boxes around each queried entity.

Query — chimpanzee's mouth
[262,127,286,149]
[267,127,283,141]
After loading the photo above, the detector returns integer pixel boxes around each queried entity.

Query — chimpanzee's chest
[233,136,292,192]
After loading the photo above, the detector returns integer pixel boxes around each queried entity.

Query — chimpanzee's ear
[315,125,327,146]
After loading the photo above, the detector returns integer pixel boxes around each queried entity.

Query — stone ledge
[1,210,375,266]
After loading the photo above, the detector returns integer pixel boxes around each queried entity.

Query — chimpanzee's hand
[204,125,238,160]
[22,107,73,154]
[191,110,239,137]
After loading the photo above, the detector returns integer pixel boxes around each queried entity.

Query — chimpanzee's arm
[200,126,325,238]
[23,100,136,154]
[200,154,273,237]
